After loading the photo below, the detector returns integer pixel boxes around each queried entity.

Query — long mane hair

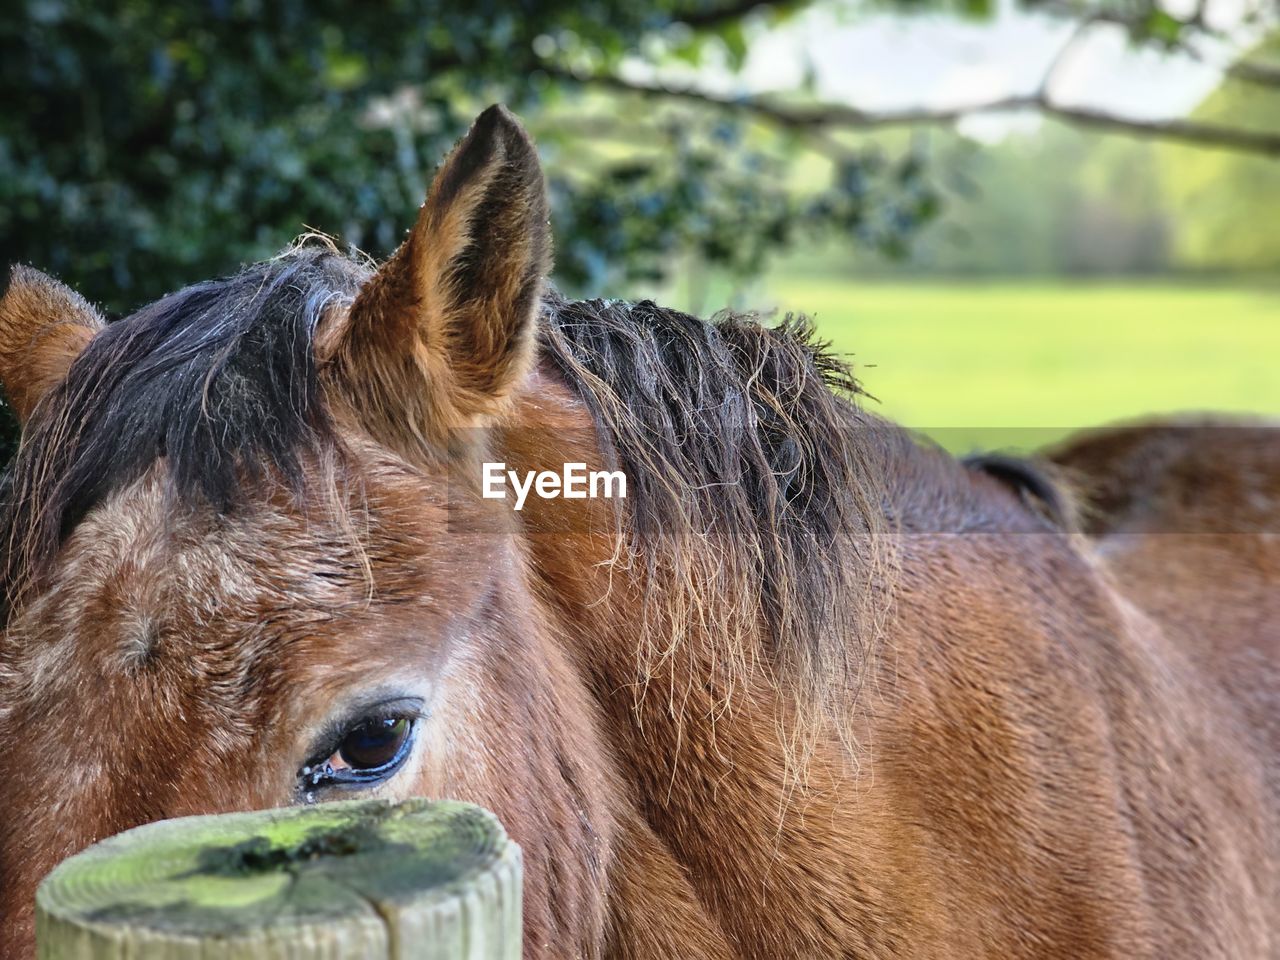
[541,291,891,736]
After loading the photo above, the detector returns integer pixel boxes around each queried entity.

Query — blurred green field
[760,279,1280,453]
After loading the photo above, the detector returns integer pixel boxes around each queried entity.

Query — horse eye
[301,715,417,793]
[338,716,411,770]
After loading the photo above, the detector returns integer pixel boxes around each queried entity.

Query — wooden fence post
[35,798,522,959]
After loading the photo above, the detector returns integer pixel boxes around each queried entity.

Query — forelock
[0,239,370,617]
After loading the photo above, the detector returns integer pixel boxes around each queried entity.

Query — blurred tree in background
[3,0,1277,317]
[1162,33,1280,271]
[1,0,891,312]
[1,0,1277,454]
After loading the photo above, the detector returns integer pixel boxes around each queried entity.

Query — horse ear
[0,266,104,424]
[324,104,551,461]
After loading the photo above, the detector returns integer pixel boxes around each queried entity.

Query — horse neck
[497,368,1158,948]
[497,376,1260,957]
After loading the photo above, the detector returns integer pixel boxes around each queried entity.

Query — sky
[649,0,1272,143]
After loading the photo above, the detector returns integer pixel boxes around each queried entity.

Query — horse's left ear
[0,266,104,424]
[324,104,551,461]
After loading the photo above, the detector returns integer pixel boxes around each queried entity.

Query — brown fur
[0,107,1276,958]
[0,267,103,423]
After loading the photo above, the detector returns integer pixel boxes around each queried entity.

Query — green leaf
[1142,9,1184,45]
[719,22,748,69]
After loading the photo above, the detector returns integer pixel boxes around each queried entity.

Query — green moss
[44,799,508,938]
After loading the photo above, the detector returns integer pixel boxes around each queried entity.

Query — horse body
[0,106,1276,958]
[511,390,1280,958]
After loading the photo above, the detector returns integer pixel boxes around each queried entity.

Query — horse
[0,104,1276,959]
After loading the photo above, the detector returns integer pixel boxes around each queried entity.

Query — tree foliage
[815,122,1179,278]
[2,0,1275,315]
[1160,33,1280,272]
[0,0,943,314]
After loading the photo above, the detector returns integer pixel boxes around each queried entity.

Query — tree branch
[1033,0,1280,91]
[542,0,1280,158]
[1041,102,1280,154]
[540,65,1024,128]
[544,66,1280,156]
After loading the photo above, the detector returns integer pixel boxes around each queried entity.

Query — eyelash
[299,711,421,799]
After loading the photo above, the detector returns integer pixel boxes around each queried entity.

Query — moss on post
[35,799,522,959]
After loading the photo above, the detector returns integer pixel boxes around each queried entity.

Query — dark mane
[1,240,367,612]
[540,292,887,728]
[3,248,889,716]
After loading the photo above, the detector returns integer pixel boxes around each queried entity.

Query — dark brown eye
[301,714,418,794]
[333,716,412,772]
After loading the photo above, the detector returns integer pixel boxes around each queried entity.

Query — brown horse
[0,105,1276,958]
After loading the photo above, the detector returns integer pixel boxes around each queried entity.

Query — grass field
[758,279,1280,453]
